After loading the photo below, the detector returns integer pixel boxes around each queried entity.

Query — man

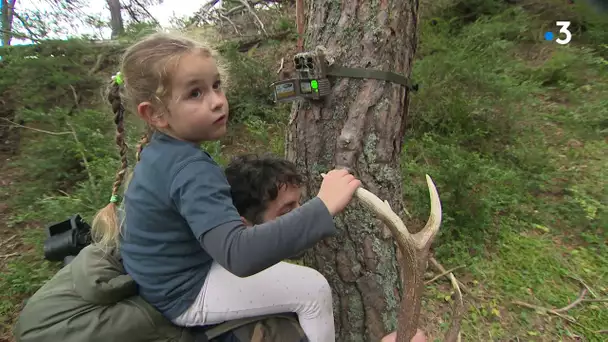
[14,154,424,342]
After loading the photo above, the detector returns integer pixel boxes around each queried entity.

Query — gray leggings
[173,261,336,342]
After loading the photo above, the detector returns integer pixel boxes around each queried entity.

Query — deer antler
[353,175,460,342]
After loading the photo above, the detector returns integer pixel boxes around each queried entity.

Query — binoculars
[43,214,92,265]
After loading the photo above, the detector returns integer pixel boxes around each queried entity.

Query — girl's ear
[137,102,169,129]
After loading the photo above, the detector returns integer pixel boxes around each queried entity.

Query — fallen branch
[445,272,464,342]
[553,288,588,313]
[0,117,71,136]
[0,252,19,258]
[0,235,17,249]
[512,278,597,331]
[511,300,580,327]
[568,275,598,298]
[425,265,465,285]
[583,298,608,303]
[429,257,474,297]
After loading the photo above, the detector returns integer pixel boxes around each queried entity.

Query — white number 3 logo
[556,21,572,45]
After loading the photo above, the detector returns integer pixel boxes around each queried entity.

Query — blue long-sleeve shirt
[120,131,336,320]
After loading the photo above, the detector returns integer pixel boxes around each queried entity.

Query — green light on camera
[311,80,318,89]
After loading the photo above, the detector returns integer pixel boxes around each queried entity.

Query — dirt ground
[0,105,27,342]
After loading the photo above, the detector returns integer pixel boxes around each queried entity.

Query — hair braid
[91,82,129,248]
[136,127,151,162]
[111,83,129,197]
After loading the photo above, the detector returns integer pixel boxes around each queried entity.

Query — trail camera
[271,48,418,103]
[272,50,332,102]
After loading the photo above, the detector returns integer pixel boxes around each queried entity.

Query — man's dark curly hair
[225,154,304,224]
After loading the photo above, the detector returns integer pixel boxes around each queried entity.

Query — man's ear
[241,216,253,227]
[137,101,169,129]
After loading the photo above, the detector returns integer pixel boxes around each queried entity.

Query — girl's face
[140,51,229,144]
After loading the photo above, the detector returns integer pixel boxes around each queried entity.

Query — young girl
[91,31,361,342]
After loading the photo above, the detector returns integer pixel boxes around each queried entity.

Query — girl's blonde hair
[91,31,225,248]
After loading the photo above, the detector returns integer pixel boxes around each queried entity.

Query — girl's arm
[171,158,336,277]
[200,197,334,277]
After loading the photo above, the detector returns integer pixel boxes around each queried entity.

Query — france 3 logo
[544,21,572,45]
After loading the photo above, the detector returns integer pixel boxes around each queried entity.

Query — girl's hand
[317,169,361,215]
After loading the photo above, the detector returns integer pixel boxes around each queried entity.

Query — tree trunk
[107,0,124,39]
[1,0,17,46]
[285,1,419,341]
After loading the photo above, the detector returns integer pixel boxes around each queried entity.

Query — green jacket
[14,244,306,342]
[14,244,195,342]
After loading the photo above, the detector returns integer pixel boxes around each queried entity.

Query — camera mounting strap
[325,65,419,92]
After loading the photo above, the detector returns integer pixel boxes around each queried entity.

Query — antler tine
[353,186,413,251]
[320,173,444,342]
[416,174,442,251]
[352,175,442,342]
[352,174,442,254]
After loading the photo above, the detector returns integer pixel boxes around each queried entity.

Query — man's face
[242,184,302,225]
[262,184,302,222]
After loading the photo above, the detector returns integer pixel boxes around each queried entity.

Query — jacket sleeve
[71,245,137,304]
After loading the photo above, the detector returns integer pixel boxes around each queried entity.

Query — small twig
[512,287,588,316]
[512,281,596,332]
[223,0,264,16]
[429,257,473,296]
[425,265,465,285]
[57,189,71,197]
[88,53,105,76]
[553,288,588,313]
[445,271,464,342]
[69,85,80,110]
[218,11,240,35]
[596,330,608,334]
[237,0,267,35]
[0,252,19,258]
[67,122,96,192]
[277,57,284,75]
[568,275,598,298]
[0,117,71,136]
[131,0,161,26]
[402,206,413,219]
[583,298,608,303]
[0,235,17,249]
[512,300,592,331]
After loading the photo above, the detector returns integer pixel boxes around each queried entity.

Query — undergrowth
[1,0,606,341]
[403,1,607,340]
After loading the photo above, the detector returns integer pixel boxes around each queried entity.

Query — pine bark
[285,1,419,341]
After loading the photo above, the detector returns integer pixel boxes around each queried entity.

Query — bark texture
[107,0,124,39]
[285,0,419,341]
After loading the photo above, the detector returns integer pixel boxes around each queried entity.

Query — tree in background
[107,0,123,38]
[1,0,17,45]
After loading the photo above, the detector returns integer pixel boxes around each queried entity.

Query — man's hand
[381,329,426,342]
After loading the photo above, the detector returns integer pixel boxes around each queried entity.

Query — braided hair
[91,80,129,247]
